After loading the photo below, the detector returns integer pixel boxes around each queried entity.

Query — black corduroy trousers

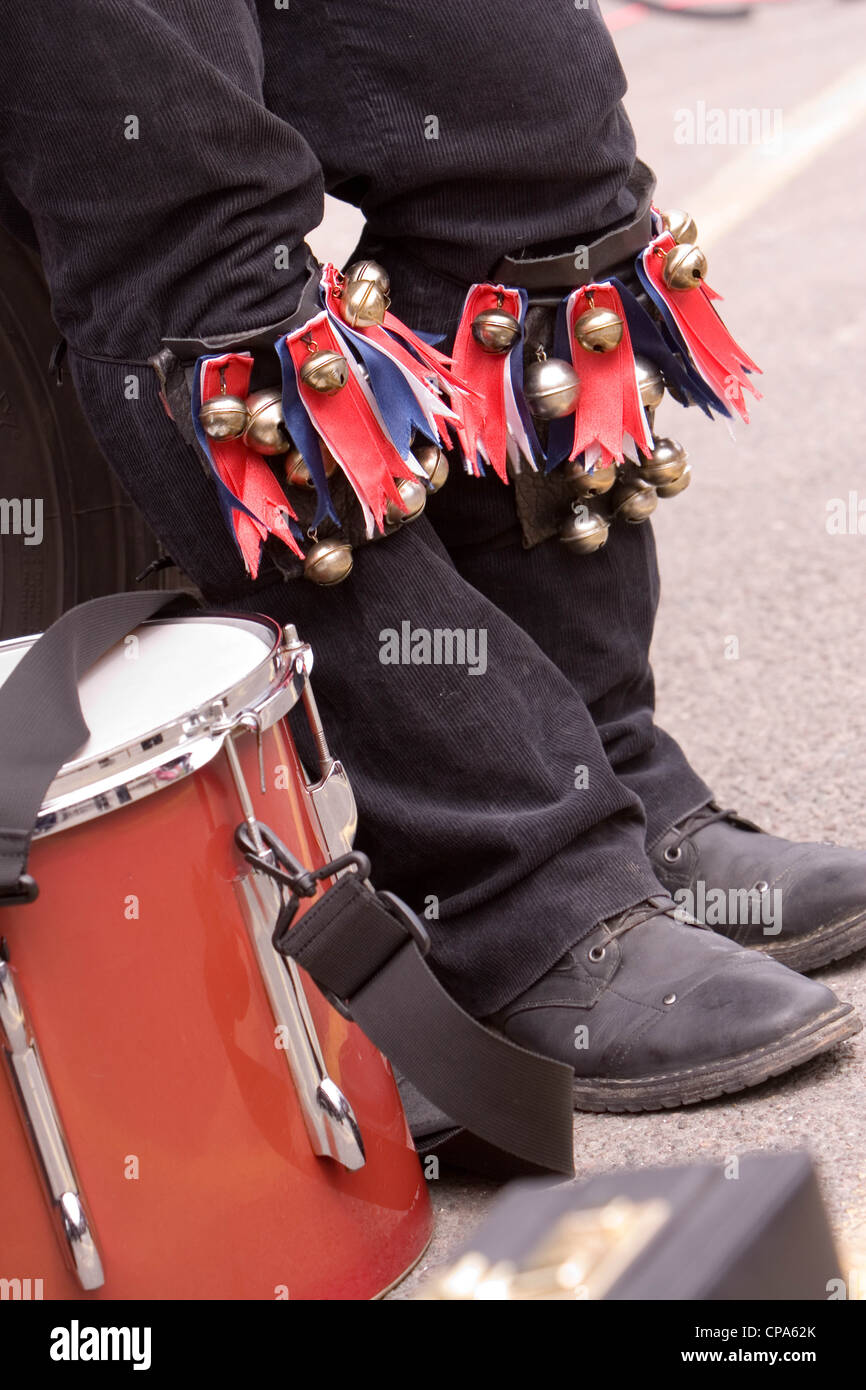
[0,0,711,1013]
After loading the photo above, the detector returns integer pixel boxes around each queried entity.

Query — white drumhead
[0,617,277,763]
[0,613,310,839]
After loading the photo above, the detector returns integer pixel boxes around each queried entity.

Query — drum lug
[233,870,367,1171]
[0,956,105,1290]
[224,735,366,1172]
[304,760,358,862]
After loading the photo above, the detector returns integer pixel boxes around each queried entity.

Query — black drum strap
[274,873,576,1177]
[0,590,188,903]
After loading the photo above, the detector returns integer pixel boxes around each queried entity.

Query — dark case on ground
[425,1152,840,1300]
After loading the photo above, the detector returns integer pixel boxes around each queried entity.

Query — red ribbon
[199,355,301,579]
[642,232,761,422]
[566,284,653,468]
[450,284,522,481]
[285,315,415,532]
[381,309,457,379]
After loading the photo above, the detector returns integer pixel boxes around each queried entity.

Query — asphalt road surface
[307,0,866,1298]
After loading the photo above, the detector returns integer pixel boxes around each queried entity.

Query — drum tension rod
[233,711,267,795]
[282,624,335,781]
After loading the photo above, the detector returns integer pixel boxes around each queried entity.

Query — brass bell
[612,477,658,524]
[661,209,698,245]
[414,443,449,492]
[574,306,624,354]
[639,437,687,487]
[385,476,427,527]
[657,461,692,498]
[522,354,580,420]
[559,505,610,555]
[243,389,292,456]
[471,307,521,354]
[340,278,389,328]
[563,458,617,496]
[284,445,337,489]
[299,349,350,394]
[344,260,391,295]
[303,538,353,586]
[634,357,665,411]
[662,243,708,291]
[284,447,313,488]
[199,393,248,442]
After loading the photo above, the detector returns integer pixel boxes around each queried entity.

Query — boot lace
[660,803,736,864]
[588,893,703,962]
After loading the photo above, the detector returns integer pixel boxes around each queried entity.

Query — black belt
[491,203,654,294]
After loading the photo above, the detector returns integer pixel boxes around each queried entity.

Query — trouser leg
[425,466,712,850]
[0,2,324,356]
[256,0,641,294]
[228,513,663,1016]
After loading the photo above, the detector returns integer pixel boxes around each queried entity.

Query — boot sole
[754,907,866,973]
[571,1003,860,1112]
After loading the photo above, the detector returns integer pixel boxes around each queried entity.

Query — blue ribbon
[545,295,578,471]
[274,338,339,530]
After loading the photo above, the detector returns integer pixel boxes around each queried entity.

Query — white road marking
[680,62,866,247]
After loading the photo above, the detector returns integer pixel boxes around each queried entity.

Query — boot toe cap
[615,954,846,1077]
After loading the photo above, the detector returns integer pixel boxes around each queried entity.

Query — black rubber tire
[0,224,173,641]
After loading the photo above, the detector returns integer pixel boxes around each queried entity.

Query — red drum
[0,613,432,1299]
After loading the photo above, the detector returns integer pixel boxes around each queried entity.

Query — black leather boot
[651,803,866,972]
[485,897,859,1112]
